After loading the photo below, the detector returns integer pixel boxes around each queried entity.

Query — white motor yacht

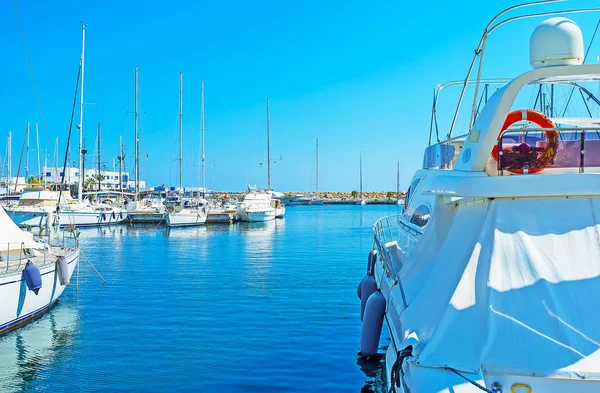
[359,7,600,393]
[166,199,207,227]
[0,204,79,335]
[237,190,276,222]
[4,187,64,228]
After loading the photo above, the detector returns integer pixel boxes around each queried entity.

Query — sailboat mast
[396,159,400,197]
[266,98,271,191]
[25,121,30,180]
[316,138,319,193]
[359,151,363,199]
[7,131,11,194]
[35,123,40,182]
[201,80,205,198]
[77,23,87,204]
[134,66,139,198]
[178,72,183,191]
[119,135,123,193]
[97,122,101,192]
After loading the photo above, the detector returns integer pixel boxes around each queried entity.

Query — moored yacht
[237,190,276,222]
[359,7,600,393]
[0,204,79,335]
[166,203,207,227]
[4,187,64,228]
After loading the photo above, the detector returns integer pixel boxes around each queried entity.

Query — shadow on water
[356,350,387,393]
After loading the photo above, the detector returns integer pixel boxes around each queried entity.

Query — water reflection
[0,302,79,392]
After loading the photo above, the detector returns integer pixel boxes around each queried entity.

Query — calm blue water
[0,204,400,392]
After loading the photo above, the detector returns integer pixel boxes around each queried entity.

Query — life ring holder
[491,109,558,174]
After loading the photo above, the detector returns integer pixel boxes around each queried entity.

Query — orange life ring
[491,109,558,174]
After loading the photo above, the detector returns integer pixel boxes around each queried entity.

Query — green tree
[84,177,97,190]
[386,191,393,201]
[26,176,38,185]
[350,190,358,199]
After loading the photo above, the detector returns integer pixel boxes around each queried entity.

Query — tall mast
[54,137,59,179]
[359,151,363,199]
[25,121,30,180]
[134,66,139,198]
[396,159,400,197]
[119,135,123,192]
[7,131,11,194]
[201,80,205,198]
[266,98,271,191]
[316,138,319,193]
[178,72,183,190]
[77,23,87,203]
[97,122,101,191]
[35,123,40,182]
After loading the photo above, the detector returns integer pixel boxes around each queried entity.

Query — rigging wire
[11,0,50,150]
[57,65,82,211]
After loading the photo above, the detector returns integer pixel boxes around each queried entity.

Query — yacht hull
[238,210,276,222]
[5,210,49,228]
[128,211,166,224]
[166,211,207,227]
[0,249,79,335]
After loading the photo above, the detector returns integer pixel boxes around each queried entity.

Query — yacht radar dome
[530,17,584,69]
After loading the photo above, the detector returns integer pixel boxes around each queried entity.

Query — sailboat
[126,67,166,224]
[166,73,207,227]
[355,151,366,205]
[239,99,280,221]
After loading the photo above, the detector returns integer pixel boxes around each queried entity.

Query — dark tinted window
[410,204,430,227]
[404,178,423,210]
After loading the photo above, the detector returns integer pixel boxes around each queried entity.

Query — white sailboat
[356,151,366,205]
[0,204,79,334]
[362,7,600,392]
[166,73,207,227]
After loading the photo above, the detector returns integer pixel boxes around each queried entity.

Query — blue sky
[2,0,600,191]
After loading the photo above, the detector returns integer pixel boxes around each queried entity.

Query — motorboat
[126,194,166,223]
[0,204,79,335]
[237,190,276,222]
[359,6,600,393]
[288,194,324,205]
[4,187,64,228]
[166,199,207,227]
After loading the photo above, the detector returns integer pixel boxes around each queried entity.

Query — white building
[41,167,146,191]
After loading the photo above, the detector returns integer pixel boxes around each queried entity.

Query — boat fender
[111,212,116,220]
[56,255,70,285]
[119,212,123,219]
[358,275,377,321]
[359,290,386,358]
[23,260,42,295]
[102,213,106,221]
[367,249,377,276]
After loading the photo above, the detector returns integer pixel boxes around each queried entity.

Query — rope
[12,0,50,146]
[389,346,412,393]
[445,367,492,393]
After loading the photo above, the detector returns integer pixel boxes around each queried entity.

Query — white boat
[237,191,276,222]
[361,8,600,393]
[4,187,63,228]
[127,195,166,223]
[0,204,79,335]
[166,206,207,227]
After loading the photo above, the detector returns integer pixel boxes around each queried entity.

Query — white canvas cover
[397,197,600,379]
[0,205,42,251]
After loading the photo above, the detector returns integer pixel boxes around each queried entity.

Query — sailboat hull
[166,211,207,227]
[0,249,79,335]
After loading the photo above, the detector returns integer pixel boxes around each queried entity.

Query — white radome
[530,17,584,69]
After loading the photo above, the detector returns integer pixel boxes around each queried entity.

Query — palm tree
[351,190,358,199]
[26,176,38,186]
[84,177,97,190]
[386,191,393,201]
